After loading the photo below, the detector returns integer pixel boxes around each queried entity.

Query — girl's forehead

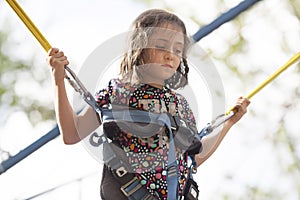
[158,22,184,32]
[149,25,185,44]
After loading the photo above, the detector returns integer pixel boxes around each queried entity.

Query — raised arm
[47,48,100,144]
[195,96,250,167]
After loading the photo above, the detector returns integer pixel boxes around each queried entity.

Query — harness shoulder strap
[93,108,201,199]
[101,109,179,200]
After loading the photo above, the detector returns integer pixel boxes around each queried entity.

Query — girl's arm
[195,96,250,167]
[47,48,100,144]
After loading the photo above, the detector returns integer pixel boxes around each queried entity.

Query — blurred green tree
[0,30,55,126]
[134,0,300,199]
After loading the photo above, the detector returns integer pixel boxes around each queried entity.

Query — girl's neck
[140,77,164,89]
[148,83,164,89]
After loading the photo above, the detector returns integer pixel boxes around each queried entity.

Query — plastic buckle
[189,185,199,199]
[116,166,127,177]
[184,177,199,200]
[120,177,141,197]
[170,115,180,131]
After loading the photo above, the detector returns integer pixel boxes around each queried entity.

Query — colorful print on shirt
[96,79,197,199]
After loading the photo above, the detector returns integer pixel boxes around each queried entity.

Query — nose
[163,50,174,61]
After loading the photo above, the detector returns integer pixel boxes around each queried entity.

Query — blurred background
[0,0,299,199]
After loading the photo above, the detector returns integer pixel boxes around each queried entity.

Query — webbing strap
[102,109,179,199]
[102,109,167,126]
[167,130,179,200]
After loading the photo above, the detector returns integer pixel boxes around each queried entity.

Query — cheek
[175,59,181,69]
[142,49,160,63]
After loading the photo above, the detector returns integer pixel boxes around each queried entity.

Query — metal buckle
[190,185,199,199]
[89,132,107,147]
[120,177,141,197]
[116,166,127,177]
[170,115,180,131]
[168,165,177,177]
[180,119,187,128]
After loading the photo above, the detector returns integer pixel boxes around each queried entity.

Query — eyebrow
[156,38,184,46]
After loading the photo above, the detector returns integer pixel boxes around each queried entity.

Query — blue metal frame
[0,0,262,175]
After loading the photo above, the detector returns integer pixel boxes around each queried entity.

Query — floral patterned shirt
[96,78,197,199]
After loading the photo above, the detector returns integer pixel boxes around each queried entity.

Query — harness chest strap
[101,109,179,199]
[101,109,202,155]
[91,109,200,199]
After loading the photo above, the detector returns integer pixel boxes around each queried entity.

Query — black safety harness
[90,108,202,200]
[61,67,229,200]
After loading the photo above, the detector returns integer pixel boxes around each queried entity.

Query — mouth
[161,64,172,68]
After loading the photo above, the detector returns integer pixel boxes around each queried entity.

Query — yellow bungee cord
[6,0,51,52]
[226,52,300,115]
[6,0,100,111]
[6,0,300,133]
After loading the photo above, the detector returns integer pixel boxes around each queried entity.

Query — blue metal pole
[192,0,261,42]
[0,125,60,175]
[0,0,262,176]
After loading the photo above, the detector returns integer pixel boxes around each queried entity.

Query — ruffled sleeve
[176,93,197,128]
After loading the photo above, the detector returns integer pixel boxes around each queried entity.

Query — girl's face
[138,23,185,88]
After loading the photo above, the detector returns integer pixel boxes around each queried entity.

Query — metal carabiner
[198,111,234,138]
[64,66,101,113]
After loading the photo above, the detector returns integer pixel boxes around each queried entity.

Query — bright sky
[0,0,299,200]
[0,1,147,199]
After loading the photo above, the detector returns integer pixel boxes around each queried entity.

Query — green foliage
[0,31,55,126]
[134,0,300,199]
[289,0,300,19]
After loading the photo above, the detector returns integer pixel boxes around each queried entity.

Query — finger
[240,103,248,114]
[240,98,251,109]
[233,103,242,113]
[47,55,69,67]
[234,101,247,114]
[47,47,59,56]
[236,97,245,104]
[245,98,251,106]
[54,55,68,61]
[54,58,69,66]
[52,51,66,58]
[238,97,251,106]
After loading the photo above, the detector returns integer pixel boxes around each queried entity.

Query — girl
[47,9,250,200]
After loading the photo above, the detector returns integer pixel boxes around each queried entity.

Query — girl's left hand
[227,96,251,126]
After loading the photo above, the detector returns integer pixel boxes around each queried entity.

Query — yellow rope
[6,0,51,52]
[6,0,300,117]
[226,52,300,115]
[245,52,300,99]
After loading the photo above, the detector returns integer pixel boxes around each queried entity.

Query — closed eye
[155,45,166,49]
[174,49,182,55]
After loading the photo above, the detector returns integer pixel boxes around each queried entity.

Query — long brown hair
[120,9,191,89]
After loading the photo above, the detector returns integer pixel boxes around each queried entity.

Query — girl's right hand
[47,48,69,83]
